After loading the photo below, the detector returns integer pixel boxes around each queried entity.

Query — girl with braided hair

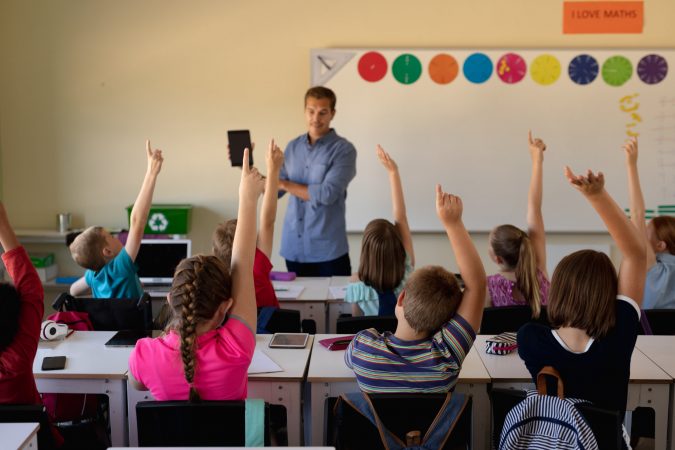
[129,149,264,401]
[486,131,550,319]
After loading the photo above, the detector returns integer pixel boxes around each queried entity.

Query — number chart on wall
[311,49,675,232]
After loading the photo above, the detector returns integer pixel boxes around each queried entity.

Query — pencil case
[270,271,296,281]
[319,335,355,351]
[485,332,518,355]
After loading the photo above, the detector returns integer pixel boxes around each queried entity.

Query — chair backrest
[336,315,398,334]
[491,388,623,450]
[136,400,271,446]
[260,308,302,333]
[52,292,153,331]
[325,393,471,450]
[641,309,675,335]
[480,305,548,334]
[0,404,56,450]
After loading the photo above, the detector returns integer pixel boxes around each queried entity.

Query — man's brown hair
[358,219,407,292]
[212,219,237,269]
[652,216,675,255]
[305,86,337,111]
[403,266,462,334]
[547,250,617,339]
[69,226,108,271]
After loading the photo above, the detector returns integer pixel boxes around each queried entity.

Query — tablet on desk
[268,333,309,349]
[104,329,154,347]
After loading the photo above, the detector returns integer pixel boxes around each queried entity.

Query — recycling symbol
[149,213,169,232]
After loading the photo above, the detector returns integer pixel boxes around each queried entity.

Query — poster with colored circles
[312,49,675,233]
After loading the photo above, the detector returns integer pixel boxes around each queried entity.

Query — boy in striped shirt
[345,186,486,393]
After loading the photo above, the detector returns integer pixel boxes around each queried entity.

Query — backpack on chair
[499,366,598,450]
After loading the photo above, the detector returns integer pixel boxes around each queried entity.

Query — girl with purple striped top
[486,131,549,319]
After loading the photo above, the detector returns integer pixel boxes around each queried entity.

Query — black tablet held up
[104,329,153,347]
[268,333,309,349]
[228,129,253,167]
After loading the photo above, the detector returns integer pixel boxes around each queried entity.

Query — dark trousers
[286,253,351,277]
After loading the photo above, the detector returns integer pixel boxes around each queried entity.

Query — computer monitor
[136,239,192,285]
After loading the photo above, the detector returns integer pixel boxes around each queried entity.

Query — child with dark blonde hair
[129,150,264,401]
[518,165,647,417]
[623,137,675,309]
[344,145,414,316]
[487,131,549,319]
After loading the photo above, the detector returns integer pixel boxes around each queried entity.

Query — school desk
[274,276,331,333]
[33,331,132,446]
[636,335,675,450]
[305,334,492,450]
[126,334,314,447]
[0,423,39,450]
[474,335,672,450]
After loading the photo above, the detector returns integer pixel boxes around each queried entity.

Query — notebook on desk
[136,239,191,288]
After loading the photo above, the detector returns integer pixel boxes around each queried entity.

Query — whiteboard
[312,49,675,232]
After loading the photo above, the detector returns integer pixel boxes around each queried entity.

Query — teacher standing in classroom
[278,86,357,276]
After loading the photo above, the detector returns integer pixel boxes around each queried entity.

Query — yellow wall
[1,0,674,277]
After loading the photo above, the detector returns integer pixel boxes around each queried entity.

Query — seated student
[344,145,415,316]
[518,167,647,417]
[69,140,164,298]
[487,131,549,318]
[128,150,263,401]
[213,139,283,309]
[345,186,486,392]
[623,137,675,309]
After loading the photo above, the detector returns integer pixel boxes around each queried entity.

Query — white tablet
[268,332,309,348]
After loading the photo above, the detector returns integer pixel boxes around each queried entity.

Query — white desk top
[636,335,675,379]
[34,331,132,379]
[250,334,314,381]
[0,422,39,449]
[474,334,671,384]
[306,333,490,383]
[274,276,331,301]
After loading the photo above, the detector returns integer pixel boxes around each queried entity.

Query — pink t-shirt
[128,315,255,401]
[487,269,550,307]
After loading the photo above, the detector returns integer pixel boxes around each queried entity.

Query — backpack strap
[338,392,404,450]
[536,366,564,398]
[244,398,265,447]
[420,392,468,450]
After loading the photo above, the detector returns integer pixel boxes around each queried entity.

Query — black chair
[0,404,56,450]
[336,315,398,334]
[640,309,675,335]
[491,388,624,450]
[136,400,274,446]
[52,292,153,331]
[325,394,472,450]
[480,305,548,335]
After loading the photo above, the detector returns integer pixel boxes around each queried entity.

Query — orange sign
[563,1,643,34]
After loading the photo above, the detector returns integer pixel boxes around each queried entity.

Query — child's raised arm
[377,145,414,266]
[126,140,164,261]
[435,185,486,332]
[0,202,20,253]
[526,131,548,278]
[257,139,284,258]
[230,149,265,330]
[624,137,656,268]
[565,167,647,305]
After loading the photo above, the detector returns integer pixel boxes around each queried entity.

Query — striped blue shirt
[345,314,476,393]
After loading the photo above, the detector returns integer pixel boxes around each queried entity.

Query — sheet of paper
[248,347,283,374]
[329,285,346,299]
[272,284,305,300]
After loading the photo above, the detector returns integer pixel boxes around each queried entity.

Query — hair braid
[178,258,204,402]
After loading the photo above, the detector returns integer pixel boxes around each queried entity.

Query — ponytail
[515,234,541,319]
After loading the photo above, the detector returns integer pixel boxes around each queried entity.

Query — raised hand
[564,166,605,197]
[528,130,546,162]
[376,144,398,173]
[623,136,638,166]
[266,139,284,173]
[435,184,463,226]
[240,148,265,202]
[146,140,164,176]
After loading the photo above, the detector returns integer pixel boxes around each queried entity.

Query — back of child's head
[0,283,21,351]
[358,218,407,292]
[490,224,542,318]
[69,226,108,271]
[651,216,675,255]
[548,250,617,339]
[169,254,232,402]
[212,219,237,268]
[402,266,462,334]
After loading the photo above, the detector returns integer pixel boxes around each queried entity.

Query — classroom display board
[311,49,675,232]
